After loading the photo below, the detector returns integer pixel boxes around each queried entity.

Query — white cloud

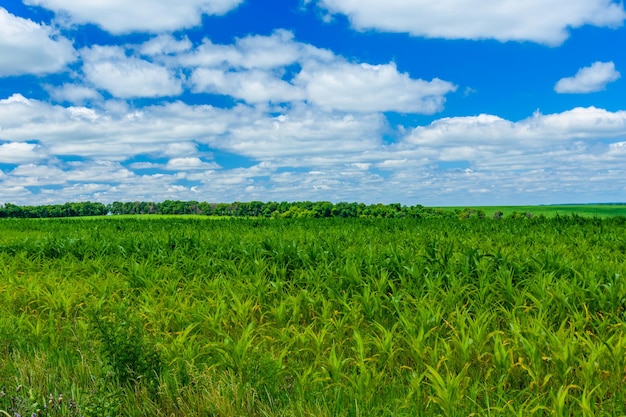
[6,164,65,186]
[179,30,309,69]
[223,106,385,159]
[0,94,59,128]
[555,61,621,93]
[182,31,455,112]
[0,186,32,201]
[183,31,317,103]
[0,142,47,163]
[141,35,193,56]
[0,7,75,76]
[165,157,220,170]
[163,142,201,157]
[48,84,103,104]
[24,0,244,34]
[82,46,183,98]
[526,107,626,138]
[129,162,160,170]
[394,108,626,198]
[191,68,304,103]
[63,161,135,182]
[315,0,626,45]
[608,141,626,156]
[403,107,626,147]
[0,95,233,159]
[296,62,456,113]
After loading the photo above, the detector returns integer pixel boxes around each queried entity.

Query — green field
[1,216,626,416]
[440,204,626,218]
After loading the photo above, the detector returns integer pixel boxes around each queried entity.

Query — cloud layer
[38,30,457,113]
[0,1,625,206]
[82,46,183,98]
[1,91,626,205]
[315,0,626,45]
[23,0,244,33]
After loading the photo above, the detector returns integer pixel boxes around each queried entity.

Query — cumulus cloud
[184,31,320,103]
[47,84,103,104]
[63,161,135,182]
[555,61,621,93]
[0,7,75,76]
[403,107,626,147]
[295,62,456,113]
[392,107,626,201]
[82,46,183,98]
[183,30,455,112]
[24,0,244,34]
[140,35,193,56]
[6,164,66,186]
[191,68,305,103]
[179,30,309,69]
[0,94,58,127]
[165,157,220,170]
[315,0,626,45]
[163,142,201,157]
[223,107,385,159]
[0,142,47,163]
[0,95,227,159]
[0,186,32,201]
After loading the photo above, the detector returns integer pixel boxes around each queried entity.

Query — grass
[1,215,626,416]
[439,204,626,218]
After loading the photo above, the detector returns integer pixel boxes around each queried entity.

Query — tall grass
[1,216,625,416]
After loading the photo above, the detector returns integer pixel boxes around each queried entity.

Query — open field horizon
[3,200,626,220]
[102,203,626,219]
[437,204,626,218]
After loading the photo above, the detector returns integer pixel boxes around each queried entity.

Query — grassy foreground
[1,216,626,416]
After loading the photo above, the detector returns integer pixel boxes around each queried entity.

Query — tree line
[0,200,456,219]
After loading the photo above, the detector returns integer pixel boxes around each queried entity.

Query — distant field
[109,204,626,219]
[439,204,626,218]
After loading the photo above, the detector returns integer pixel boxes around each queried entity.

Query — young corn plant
[424,363,470,417]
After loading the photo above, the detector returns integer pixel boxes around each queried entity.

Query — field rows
[1,216,626,416]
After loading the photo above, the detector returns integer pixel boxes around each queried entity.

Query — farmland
[1,215,626,416]
[439,204,626,219]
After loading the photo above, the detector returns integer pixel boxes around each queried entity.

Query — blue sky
[1,0,625,206]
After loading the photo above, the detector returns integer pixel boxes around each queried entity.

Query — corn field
[1,216,626,416]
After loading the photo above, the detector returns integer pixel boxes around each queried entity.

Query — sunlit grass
[440,204,626,218]
[1,216,626,416]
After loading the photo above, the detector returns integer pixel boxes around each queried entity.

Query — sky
[1,0,626,206]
